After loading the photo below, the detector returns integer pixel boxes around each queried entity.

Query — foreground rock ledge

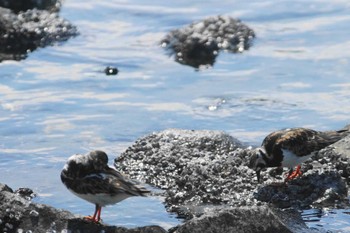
[173,206,316,233]
[0,182,314,233]
[0,183,165,233]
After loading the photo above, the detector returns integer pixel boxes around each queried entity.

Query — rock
[0,183,316,233]
[0,183,166,233]
[115,128,350,218]
[161,15,255,68]
[254,132,350,209]
[254,170,348,209]
[172,206,316,233]
[0,0,61,13]
[14,187,36,200]
[115,129,258,218]
[0,3,78,62]
[319,135,350,183]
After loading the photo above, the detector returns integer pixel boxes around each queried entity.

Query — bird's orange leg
[284,165,302,182]
[84,204,102,223]
[96,206,102,222]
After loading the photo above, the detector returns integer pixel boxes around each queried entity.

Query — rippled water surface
[1,0,350,230]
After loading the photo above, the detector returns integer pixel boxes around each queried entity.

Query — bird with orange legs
[61,150,149,223]
[250,127,349,183]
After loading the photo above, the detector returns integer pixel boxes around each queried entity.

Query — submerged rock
[0,3,77,62]
[161,15,255,69]
[115,128,350,219]
[0,183,166,233]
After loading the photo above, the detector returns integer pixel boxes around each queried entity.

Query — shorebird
[61,150,149,223]
[250,127,349,183]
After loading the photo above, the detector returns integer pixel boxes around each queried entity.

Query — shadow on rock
[66,218,166,233]
[171,206,316,233]
[161,15,255,69]
[255,171,348,209]
[0,0,78,62]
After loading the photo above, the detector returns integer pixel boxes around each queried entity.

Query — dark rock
[173,206,316,233]
[115,128,350,219]
[0,0,61,13]
[255,170,348,209]
[0,182,314,233]
[0,183,166,233]
[254,133,350,209]
[105,66,119,75]
[14,187,36,200]
[161,15,255,69]
[0,5,78,62]
[115,129,257,217]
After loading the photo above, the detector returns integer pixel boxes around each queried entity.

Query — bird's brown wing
[275,128,339,157]
[64,168,149,197]
[104,167,150,196]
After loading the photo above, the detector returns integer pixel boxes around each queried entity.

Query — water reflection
[303,209,350,232]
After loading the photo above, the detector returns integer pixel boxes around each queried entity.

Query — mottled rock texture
[161,15,255,68]
[0,1,77,62]
[115,128,350,219]
[172,206,316,233]
[0,183,166,233]
[0,183,314,233]
[0,0,61,13]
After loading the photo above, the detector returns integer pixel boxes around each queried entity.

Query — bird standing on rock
[250,127,349,183]
[61,150,150,223]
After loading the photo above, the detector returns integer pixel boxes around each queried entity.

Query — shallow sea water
[1,0,350,231]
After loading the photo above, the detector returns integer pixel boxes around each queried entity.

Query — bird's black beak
[256,169,261,183]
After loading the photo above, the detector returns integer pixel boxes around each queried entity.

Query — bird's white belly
[69,189,130,207]
[281,149,312,168]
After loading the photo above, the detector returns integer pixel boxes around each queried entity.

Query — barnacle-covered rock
[0,183,166,233]
[0,0,61,13]
[115,128,350,219]
[0,2,77,62]
[161,15,255,68]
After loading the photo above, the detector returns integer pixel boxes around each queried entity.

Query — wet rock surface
[0,182,315,233]
[0,1,77,62]
[0,183,166,233]
[115,129,251,218]
[3,128,348,232]
[115,128,350,219]
[172,206,316,233]
[0,0,61,13]
[161,15,255,68]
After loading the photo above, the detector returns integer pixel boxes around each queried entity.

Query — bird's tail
[135,185,151,196]
[324,125,350,143]
[339,124,350,133]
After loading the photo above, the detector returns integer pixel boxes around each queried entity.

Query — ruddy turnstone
[250,127,349,183]
[61,150,150,223]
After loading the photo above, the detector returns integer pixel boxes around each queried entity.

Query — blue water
[303,209,350,233]
[0,0,350,230]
